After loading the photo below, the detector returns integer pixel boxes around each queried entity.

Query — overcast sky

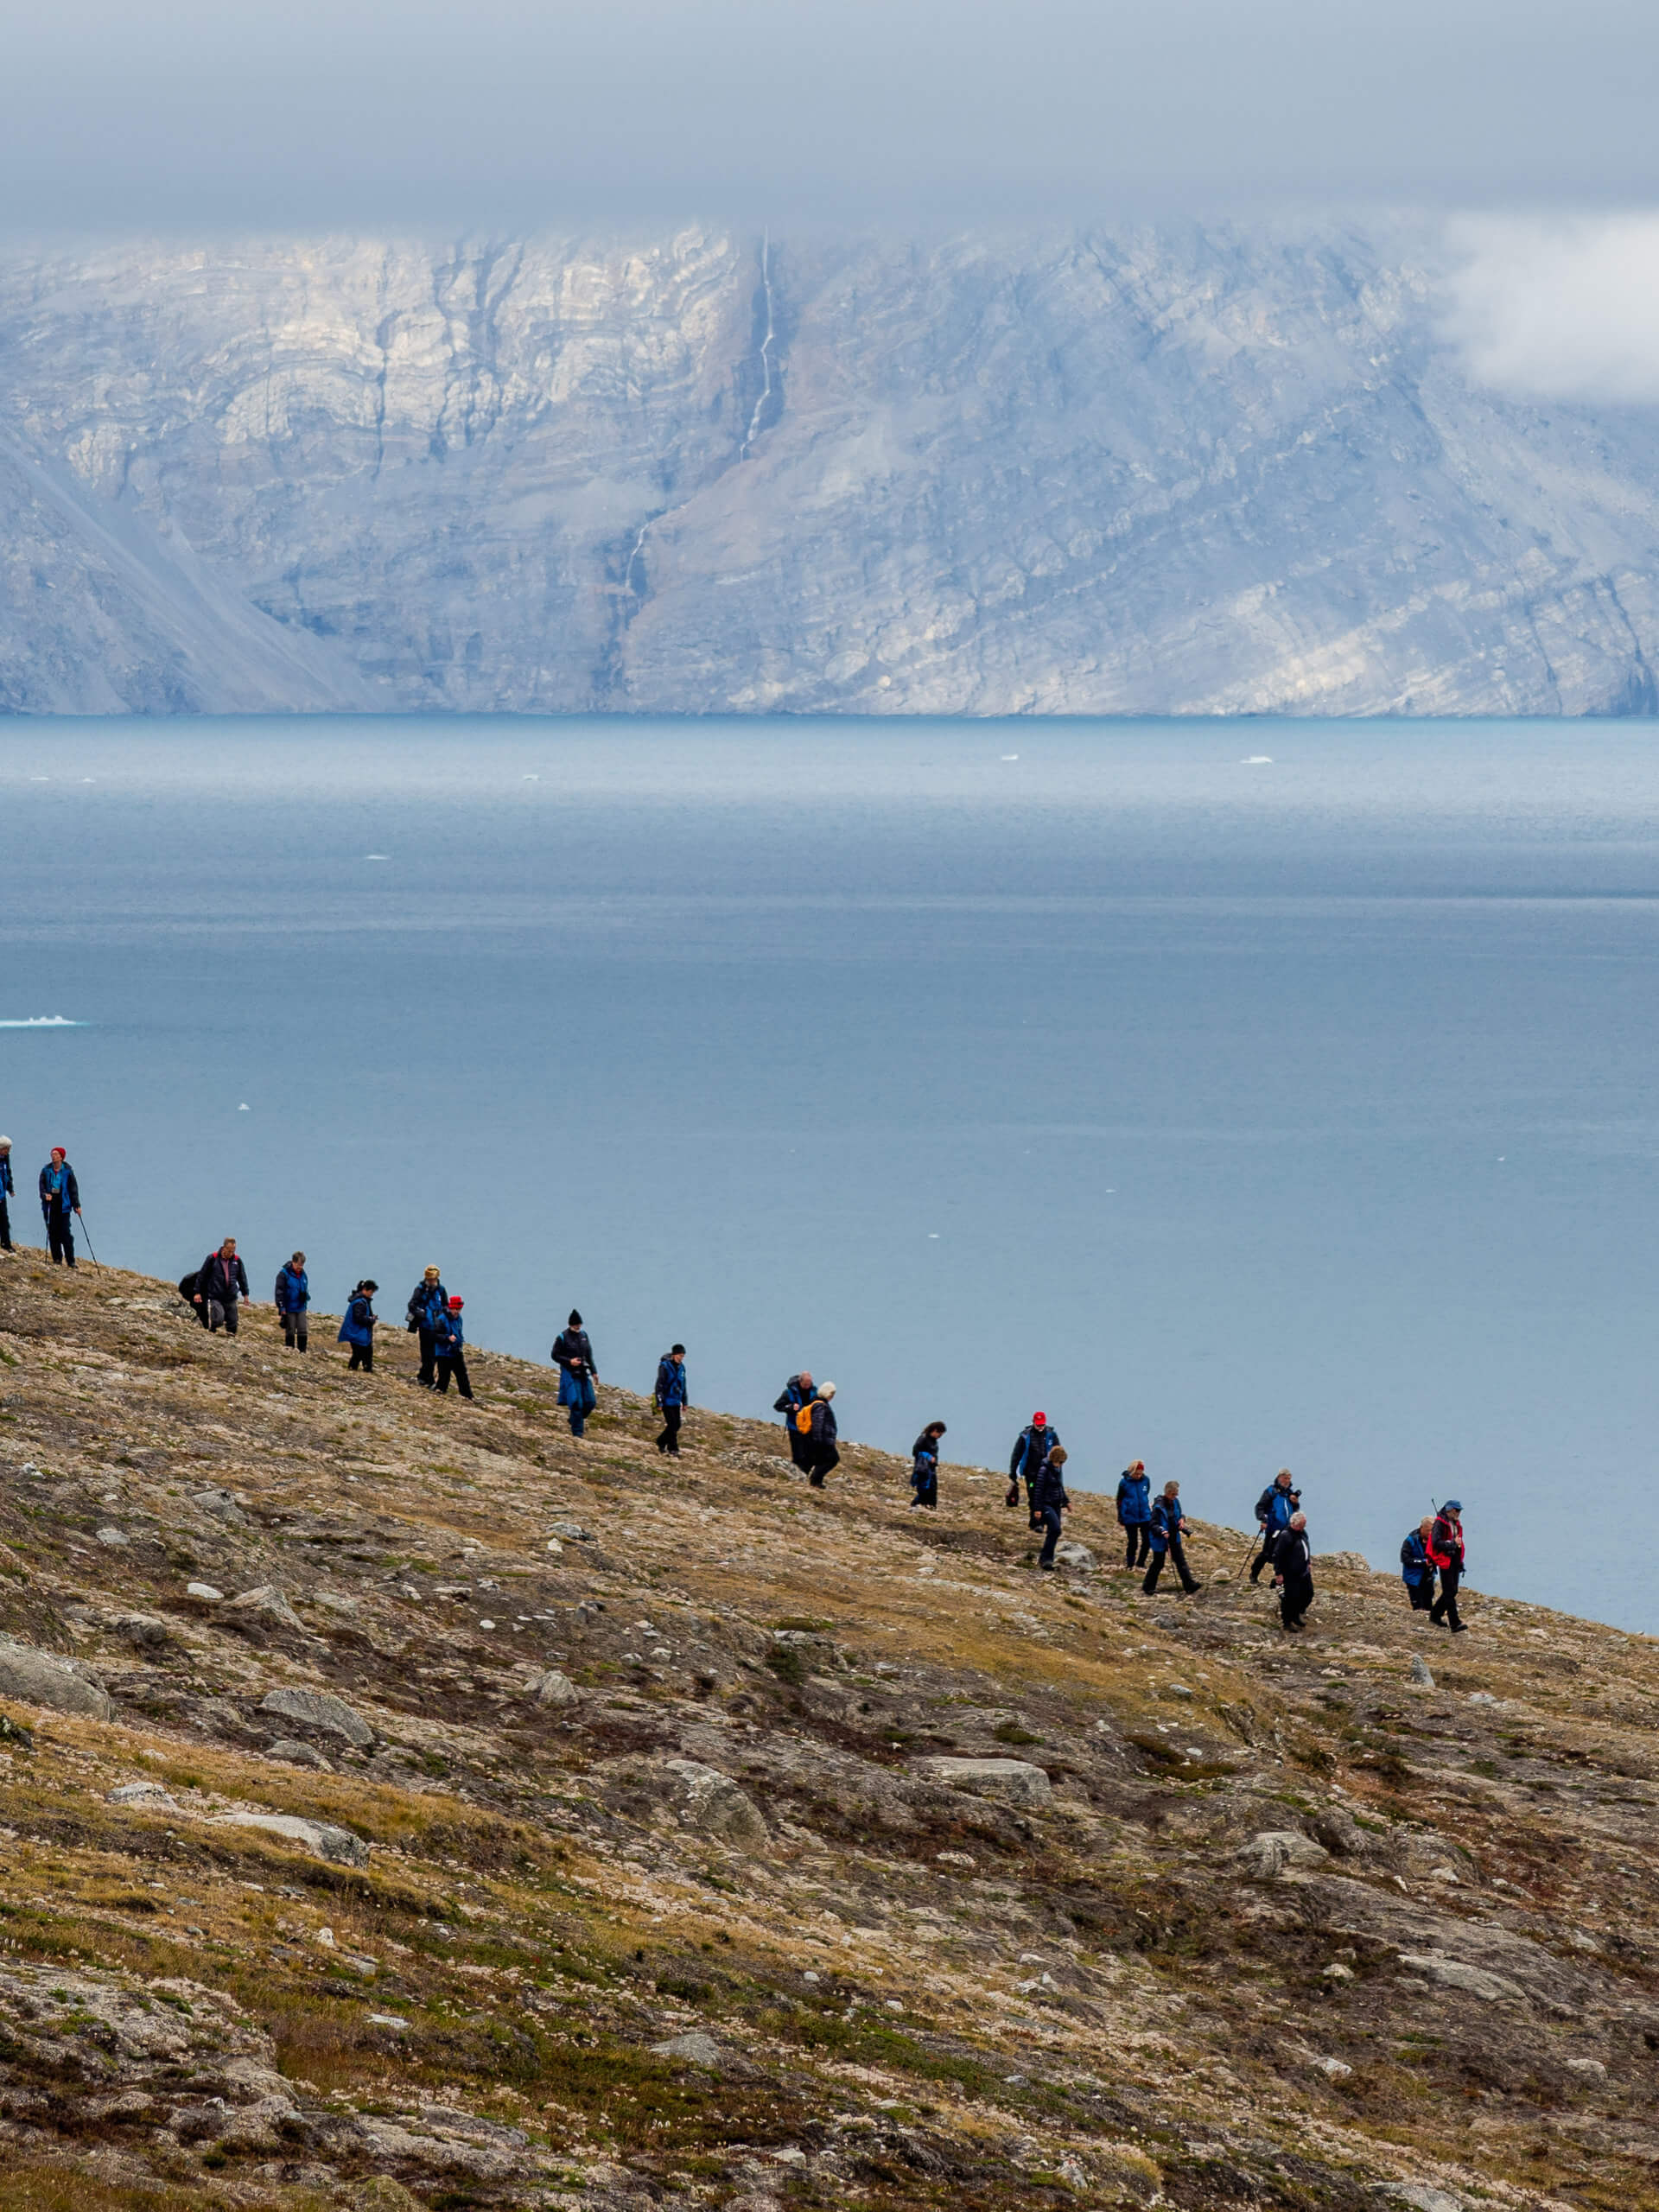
[7,0,1659,232]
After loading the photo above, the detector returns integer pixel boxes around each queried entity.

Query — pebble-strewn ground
[0,1255,1654,2212]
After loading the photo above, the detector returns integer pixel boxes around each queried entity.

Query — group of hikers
[0,1142,1472,1632]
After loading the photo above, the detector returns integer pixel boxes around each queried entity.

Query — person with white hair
[804,1381,839,1487]
[1271,1510,1314,1633]
[0,1137,12,1254]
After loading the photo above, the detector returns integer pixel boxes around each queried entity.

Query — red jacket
[1427,1513,1464,1571]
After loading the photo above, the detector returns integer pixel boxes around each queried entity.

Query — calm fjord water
[3,717,1657,1628]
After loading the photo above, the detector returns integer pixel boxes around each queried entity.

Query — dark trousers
[436,1350,473,1399]
[282,1314,308,1350]
[46,1214,74,1265]
[807,1444,840,1487]
[1430,1566,1463,1629]
[417,1326,440,1386]
[1143,1538,1198,1594]
[912,1467,937,1508]
[1036,1504,1063,1565]
[348,1343,374,1372]
[1123,1522,1150,1568]
[1280,1573,1313,1629]
[0,1197,10,1250]
[788,1427,813,1471]
[1408,1578,1435,1611]
[1249,1534,1279,1582]
[657,1403,683,1454]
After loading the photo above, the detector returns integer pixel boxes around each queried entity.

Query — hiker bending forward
[338,1281,378,1372]
[1033,1445,1071,1569]
[1271,1511,1313,1632]
[1400,1517,1437,1611]
[552,1309,598,1435]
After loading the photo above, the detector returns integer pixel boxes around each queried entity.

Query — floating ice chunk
[238,1103,251,1112]
[1000,753,1020,760]
[365,853,389,861]
[1242,755,1274,764]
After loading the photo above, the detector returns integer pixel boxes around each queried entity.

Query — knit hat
[50,1147,65,1160]
[569,1308,582,1326]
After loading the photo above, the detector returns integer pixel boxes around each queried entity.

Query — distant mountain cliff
[5,221,1659,716]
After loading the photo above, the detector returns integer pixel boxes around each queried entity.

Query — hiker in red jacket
[1427,1502,1467,1633]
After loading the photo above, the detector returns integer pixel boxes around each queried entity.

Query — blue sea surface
[2,716,1656,1628]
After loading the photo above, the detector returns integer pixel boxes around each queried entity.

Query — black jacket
[1272,1526,1313,1582]
[1032,1459,1070,1515]
[808,1400,838,1448]
[1010,1424,1059,1483]
[553,1326,597,1378]
[198,1251,250,1306]
[774,1374,815,1416]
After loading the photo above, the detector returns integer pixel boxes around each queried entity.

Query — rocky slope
[7,222,1659,718]
[0,1254,1653,2212]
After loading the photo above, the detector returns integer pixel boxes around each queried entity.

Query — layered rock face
[5,221,1659,715]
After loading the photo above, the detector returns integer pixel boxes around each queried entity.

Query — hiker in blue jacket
[434,1295,473,1399]
[274,1252,310,1352]
[1116,1459,1153,1571]
[338,1280,378,1372]
[38,1147,80,1266]
[0,1137,13,1254]
[1400,1516,1437,1611]
[1033,1445,1071,1569]
[1007,1413,1060,1509]
[406,1266,448,1387]
[911,1421,946,1510]
[1141,1479,1198,1595]
[552,1309,598,1434]
[773,1371,817,1471]
[1249,1469,1300,1583]
[655,1344,689,1456]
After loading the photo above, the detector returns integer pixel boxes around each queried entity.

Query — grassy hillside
[0,1255,1652,2212]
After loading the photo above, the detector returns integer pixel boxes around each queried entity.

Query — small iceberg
[0,1015,82,1028]
[1242,755,1274,765]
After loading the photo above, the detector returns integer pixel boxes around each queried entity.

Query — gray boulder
[108,1780,178,1809]
[531,1669,581,1708]
[259,1686,374,1747]
[1410,1654,1435,1688]
[912,1756,1052,1808]
[211,1811,369,1867]
[1234,1830,1332,1879]
[651,2031,724,2068]
[112,1615,171,1651]
[0,1636,115,1721]
[191,1487,250,1528]
[607,1755,769,1849]
[264,1738,332,1770]
[226,1586,306,1630]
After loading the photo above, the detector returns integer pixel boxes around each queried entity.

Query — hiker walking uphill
[802,1382,839,1487]
[1271,1510,1314,1632]
[38,1147,79,1266]
[654,1345,689,1457]
[552,1310,598,1436]
[1401,1516,1438,1611]
[774,1372,817,1471]
[433,1296,473,1399]
[1428,1502,1468,1632]
[1007,1413,1060,1510]
[274,1253,310,1352]
[338,1281,378,1372]
[1142,1479,1199,1595]
[0,1138,12,1254]
[1032,1444,1071,1569]
[1250,1469,1300,1582]
[1116,1459,1153,1570]
[911,1421,946,1509]
[406,1267,448,1388]
[195,1238,250,1334]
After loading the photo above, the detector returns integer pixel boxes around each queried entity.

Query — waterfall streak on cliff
[741,232,775,460]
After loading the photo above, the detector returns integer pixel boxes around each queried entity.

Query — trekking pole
[74,1214,101,1271]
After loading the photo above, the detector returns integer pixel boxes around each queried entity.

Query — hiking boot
[1450,1622,1469,1634]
